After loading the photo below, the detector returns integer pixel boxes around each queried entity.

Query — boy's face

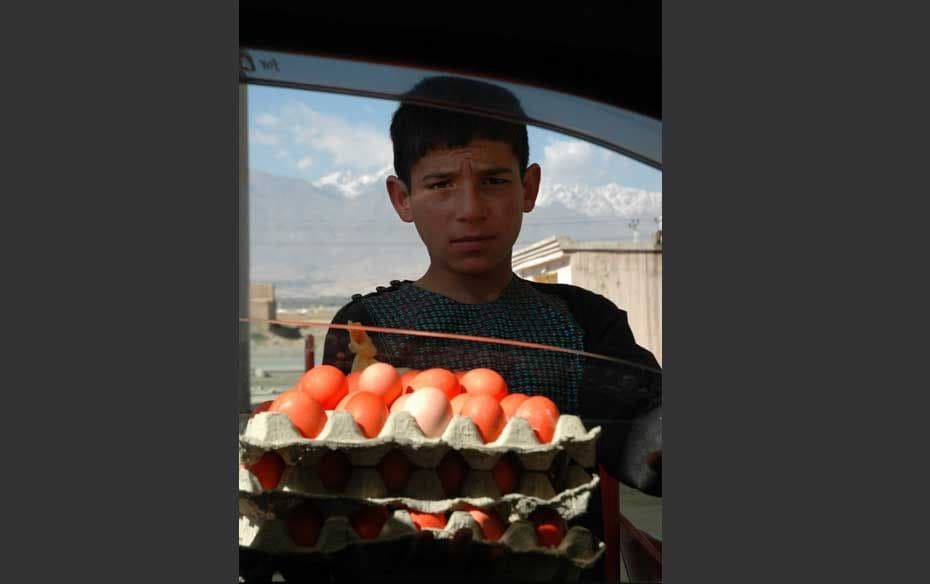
[387,139,541,277]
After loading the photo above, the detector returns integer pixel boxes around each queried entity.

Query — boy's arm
[576,291,662,496]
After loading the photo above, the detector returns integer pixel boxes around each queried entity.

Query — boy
[322,76,661,578]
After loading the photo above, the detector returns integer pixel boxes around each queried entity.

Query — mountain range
[249,169,661,302]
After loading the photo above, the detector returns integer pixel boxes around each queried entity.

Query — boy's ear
[386,176,414,223]
[522,163,541,213]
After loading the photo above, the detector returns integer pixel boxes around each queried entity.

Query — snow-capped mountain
[312,165,393,198]
[249,170,662,302]
[537,182,662,217]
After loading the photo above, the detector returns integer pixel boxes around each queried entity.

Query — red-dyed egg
[358,362,403,406]
[499,393,530,420]
[514,396,560,443]
[343,391,390,438]
[529,507,567,548]
[409,510,448,531]
[460,368,509,401]
[334,392,353,410]
[377,449,412,492]
[460,394,507,443]
[450,393,470,416]
[491,456,519,495]
[399,369,421,392]
[466,506,506,542]
[346,371,362,393]
[269,390,327,439]
[350,505,390,540]
[286,503,323,547]
[244,451,285,490]
[436,451,468,497]
[409,368,461,400]
[298,365,349,410]
[315,450,352,492]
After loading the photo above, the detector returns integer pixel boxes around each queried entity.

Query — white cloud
[256,112,279,127]
[296,156,313,170]
[281,102,393,171]
[276,149,289,159]
[250,129,281,146]
[543,139,596,179]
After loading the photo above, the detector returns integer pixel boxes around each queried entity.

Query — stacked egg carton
[239,409,605,581]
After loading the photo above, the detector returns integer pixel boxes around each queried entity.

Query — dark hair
[390,76,530,188]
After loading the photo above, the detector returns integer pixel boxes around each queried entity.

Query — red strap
[598,464,621,581]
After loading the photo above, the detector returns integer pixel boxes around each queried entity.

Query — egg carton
[240,411,600,471]
[238,508,605,573]
[239,462,599,520]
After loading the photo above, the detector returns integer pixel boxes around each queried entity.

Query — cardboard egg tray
[238,507,605,573]
[239,460,599,520]
[240,410,600,471]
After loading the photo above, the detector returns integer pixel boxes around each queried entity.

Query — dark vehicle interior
[240,4,661,582]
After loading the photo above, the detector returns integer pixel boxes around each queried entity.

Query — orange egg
[436,451,468,497]
[390,392,411,414]
[270,390,327,439]
[409,368,461,400]
[514,396,560,443]
[399,369,421,392]
[316,450,352,491]
[298,365,349,410]
[244,451,285,490]
[377,449,412,492]
[466,506,506,542]
[491,456,519,495]
[346,371,362,393]
[499,393,530,420]
[409,510,447,531]
[334,392,353,410]
[454,370,467,382]
[350,505,390,540]
[460,368,508,401]
[402,387,453,438]
[251,400,274,416]
[286,503,323,547]
[450,393,470,416]
[529,508,567,548]
[358,362,403,405]
[343,391,390,438]
[460,394,507,443]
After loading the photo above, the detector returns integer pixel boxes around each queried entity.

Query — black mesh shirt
[322,275,662,581]
[323,275,662,487]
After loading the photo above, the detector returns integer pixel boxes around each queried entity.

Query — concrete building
[249,282,277,330]
[512,235,662,364]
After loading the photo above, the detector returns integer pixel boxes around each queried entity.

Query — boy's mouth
[450,234,495,251]
[451,235,495,243]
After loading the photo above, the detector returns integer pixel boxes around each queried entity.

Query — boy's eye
[484,177,509,185]
[428,180,452,189]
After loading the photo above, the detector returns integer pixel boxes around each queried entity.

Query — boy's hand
[645,449,662,473]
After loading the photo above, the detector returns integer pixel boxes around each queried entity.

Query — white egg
[402,386,453,438]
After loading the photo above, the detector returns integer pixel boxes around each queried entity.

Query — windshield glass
[239,70,662,583]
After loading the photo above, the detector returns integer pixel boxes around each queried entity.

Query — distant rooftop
[513,235,661,267]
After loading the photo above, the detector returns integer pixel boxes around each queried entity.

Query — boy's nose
[457,178,488,221]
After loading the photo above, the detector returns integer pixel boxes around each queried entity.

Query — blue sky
[247,85,662,193]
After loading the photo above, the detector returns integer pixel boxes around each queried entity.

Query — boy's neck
[415,262,515,304]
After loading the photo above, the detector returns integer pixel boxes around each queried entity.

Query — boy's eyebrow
[420,167,514,182]
[477,167,515,176]
[421,171,456,182]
